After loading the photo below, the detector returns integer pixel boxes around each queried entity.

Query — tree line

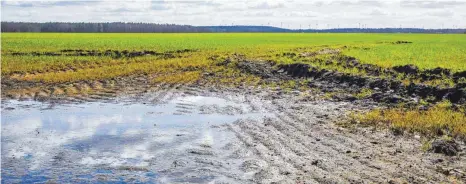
[1,22,210,33]
[202,26,466,33]
[2,22,465,33]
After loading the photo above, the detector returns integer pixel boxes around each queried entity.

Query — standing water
[1,94,269,183]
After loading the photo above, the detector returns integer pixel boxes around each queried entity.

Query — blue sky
[1,0,465,29]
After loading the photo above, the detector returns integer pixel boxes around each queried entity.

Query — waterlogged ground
[1,91,270,183]
[1,86,465,183]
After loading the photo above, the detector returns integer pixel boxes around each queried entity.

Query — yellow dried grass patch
[351,102,466,138]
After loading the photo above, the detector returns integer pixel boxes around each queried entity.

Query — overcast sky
[1,0,465,29]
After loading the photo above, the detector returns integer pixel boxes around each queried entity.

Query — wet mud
[2,86,465,183]
[232,54,466,105]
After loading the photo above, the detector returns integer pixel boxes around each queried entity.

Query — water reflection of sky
[1,95,269,183]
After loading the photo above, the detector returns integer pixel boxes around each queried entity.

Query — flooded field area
[1,91,270,183]
[1,87,464,183]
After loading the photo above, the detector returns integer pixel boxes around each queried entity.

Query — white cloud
[248,1,286,9]
[369,8,388,16]
[425,10,454,17]
[331,0,384,7]
[400,0,466,9]
[1,0,466,29]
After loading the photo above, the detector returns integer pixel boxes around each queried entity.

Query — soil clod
[430,139,462,156]
[393,64,419,75]
[393,41,413,44]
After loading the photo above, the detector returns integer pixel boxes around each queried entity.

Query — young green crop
[3,33,466,70]
[2,33,466,83]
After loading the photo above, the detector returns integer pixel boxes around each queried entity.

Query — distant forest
[2,22,465,33]
[1,22,209,33]
[201,26,466,33]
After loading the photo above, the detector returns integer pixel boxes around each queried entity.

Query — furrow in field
[272,113,396,182]
[190,156,248,183]
[280,107,444,182]
[86,94,114,102]
[256,105,382,182]
[237,118,350,183]
[145,82,181,104]
[91,90,117,99]
[72,94,97,102]
[116,84,161,104]
[240,118,356,182]
[269,106,414,183]
[275,100,449,183]
[264,98,449,183]
[245,97,394,183]
[182,86,203,96]
[159,84,183,103]
[227,122,299,184]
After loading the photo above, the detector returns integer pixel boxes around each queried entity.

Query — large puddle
[1,94,269,183]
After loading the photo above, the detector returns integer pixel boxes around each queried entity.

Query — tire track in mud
[3,81,121,104]
[229,93,453,183]
[274,102,451,183]
[228,94,318,183]
[182,86,204,96]
[279,109,439,182]
[185,141,255,184]
[154,87,258,183]
[3,79,193,107]
[141,82,182,105]
[237,96,374,183]
[238,119,348,183]
[129,86,249,183]
[120,85,162,104]
[267,103,437,183]
[227,123,303,183]
[267,111,396,183]
[172,86,199,115]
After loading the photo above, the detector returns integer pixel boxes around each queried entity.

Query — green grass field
[2,33,466,82]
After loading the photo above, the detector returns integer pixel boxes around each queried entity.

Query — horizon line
[2,21,465,30]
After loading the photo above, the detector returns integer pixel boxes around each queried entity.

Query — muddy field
[2,36,466,183]
[2,84,465,183]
